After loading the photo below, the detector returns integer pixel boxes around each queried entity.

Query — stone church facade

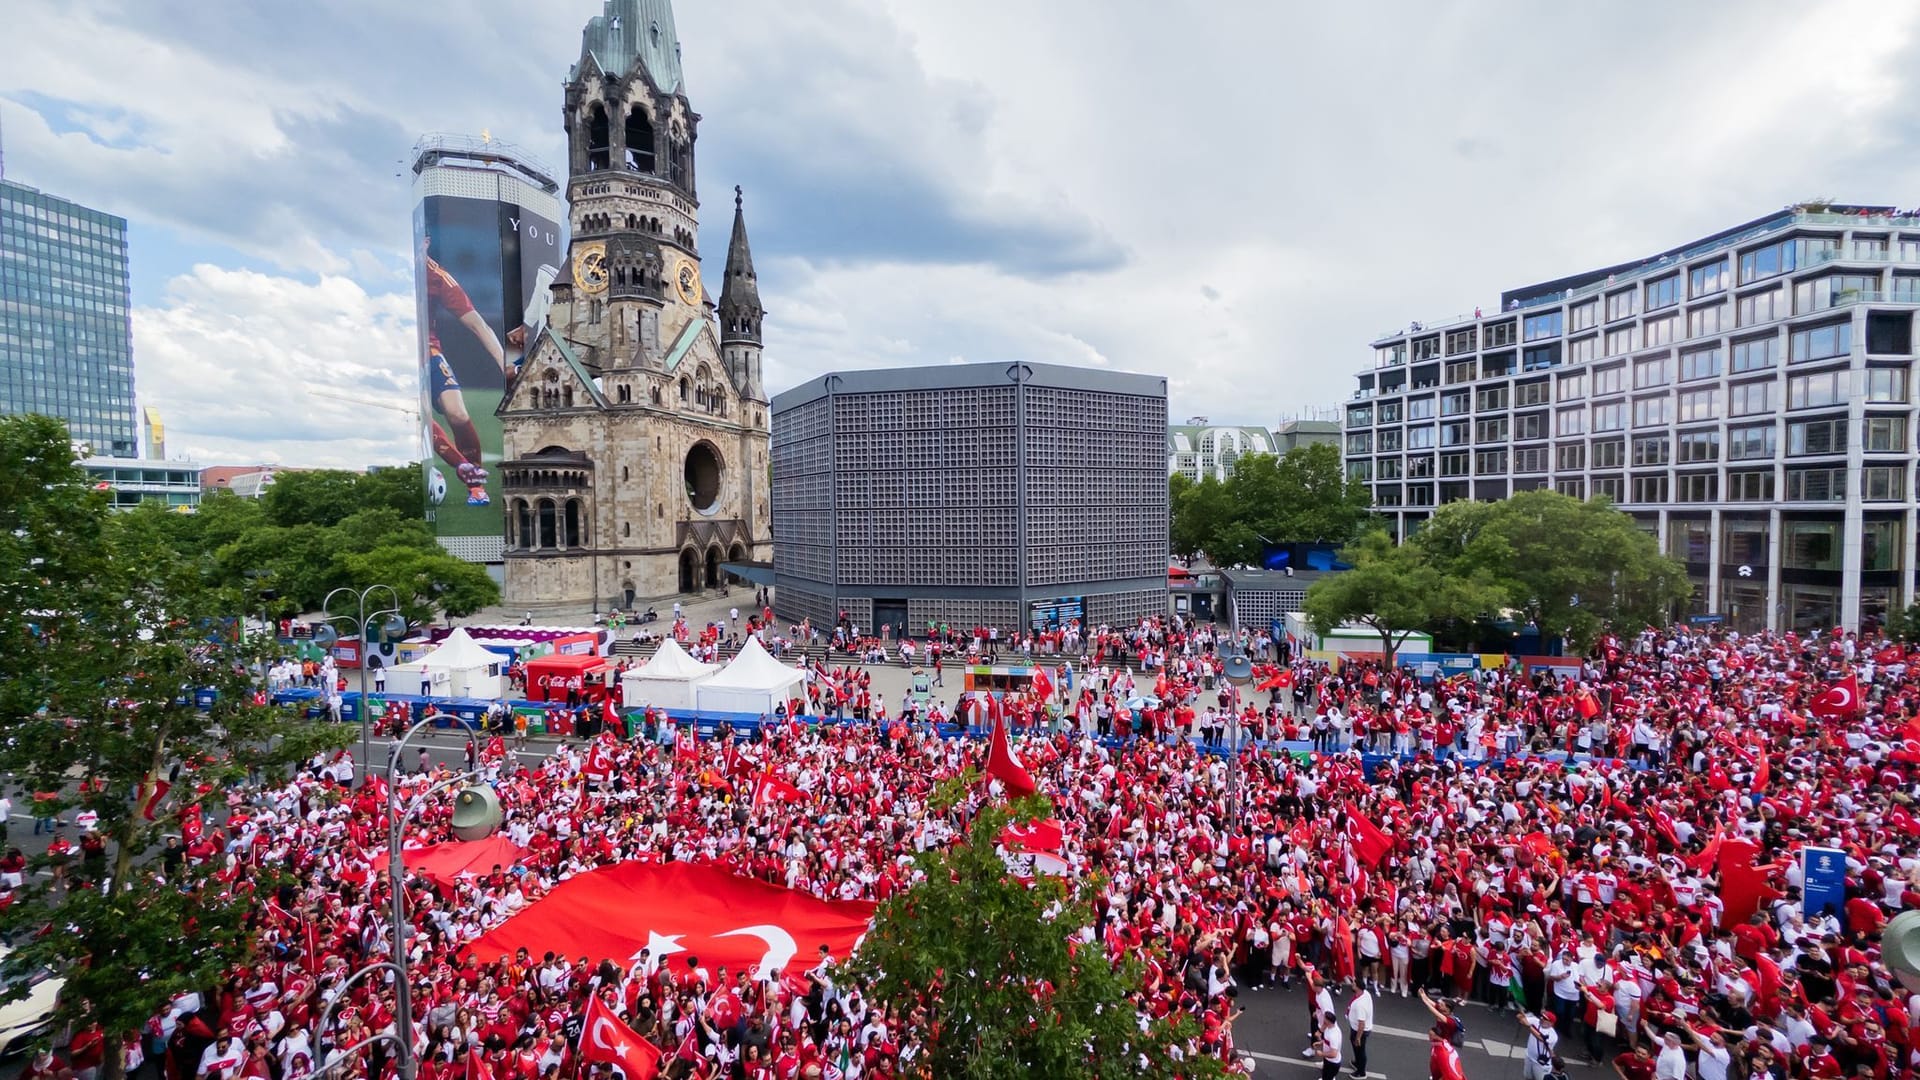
[501,0,771,610]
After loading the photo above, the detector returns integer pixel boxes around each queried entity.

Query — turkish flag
[1330,915,1356,980]
[1810,675,1862,720]
[985,714,1038,798]
[583,742,615,782]
[466,862,874,985]
[1031,666,1054,702]
[1878,645,1905,665]
[580,994,662,1079]
[999,818,1066,854]
[140,778,172,821]
[603,695,622,733]
[486,735,506,759]
[1346,805,1392,867]
[401,837,528,889]
[752,773,807,809]
[1257,668,1294,692]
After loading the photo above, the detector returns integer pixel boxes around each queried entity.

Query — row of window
[1379,464,1910,506]
[1354,368,1910,445]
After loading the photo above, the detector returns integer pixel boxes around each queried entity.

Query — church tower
[497,0,772,611]
[718,187,766,404]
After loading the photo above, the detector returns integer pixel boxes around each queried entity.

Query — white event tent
[389,628,507,700]
[694,637,804,717]
[618,638,719,711]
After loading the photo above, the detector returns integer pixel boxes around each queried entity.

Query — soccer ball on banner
[428,467,448,507]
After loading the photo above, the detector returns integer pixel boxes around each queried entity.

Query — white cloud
[134,267,421,469]
[10,0,1920,467]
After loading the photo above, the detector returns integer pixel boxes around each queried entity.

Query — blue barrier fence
[264,689,1641,776]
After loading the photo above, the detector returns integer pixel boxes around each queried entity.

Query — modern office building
[1347,204,1920,634]
[83,456,201,511]
[1168,419,1274,481]
[0,178,137,456]
[773,362,1169,636]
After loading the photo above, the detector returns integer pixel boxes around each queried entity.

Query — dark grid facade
[0,179,136,456]
[772,362,1169,636]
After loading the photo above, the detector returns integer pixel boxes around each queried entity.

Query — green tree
[1229,444,1373,547]
[1173,445,1373,568]
[336,543,501,624]
[1414,489,1691,650]
[261,468,370,528]
[1167,472,1193,561]
[356,465,427,520]
[1303,530,1505,668]
[850,791,1224,1079]
[0,414,348,1078]
[1171,474,1238,565]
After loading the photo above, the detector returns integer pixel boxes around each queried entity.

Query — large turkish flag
[465,862,875,984]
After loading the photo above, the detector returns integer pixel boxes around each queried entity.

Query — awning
[721,561,777,586]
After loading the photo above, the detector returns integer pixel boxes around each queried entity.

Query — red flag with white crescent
[583,742,614,782]
[140,778,172,821]
[1030,666,1054,702]
[998,818,1066,854]
[580,994,661,1079]
[1810,675,1861,720]
[752,772,807,809]
[465,862,874,990]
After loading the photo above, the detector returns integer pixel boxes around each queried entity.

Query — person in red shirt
[1611,1042,1654,1080]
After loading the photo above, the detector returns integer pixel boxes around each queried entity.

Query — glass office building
[0,178,137,457]
[1348,204,1920,634]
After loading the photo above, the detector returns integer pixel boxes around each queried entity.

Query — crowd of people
[21,619,1920,1080]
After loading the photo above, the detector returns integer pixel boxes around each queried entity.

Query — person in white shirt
[1520,1011,1559,1080]
[1309,1011,1344,1080]
[1678,1019,1732,1080]
[196,1033,248,1080]
[1651,1030,1688,1080]
[1344,982,1374,1079]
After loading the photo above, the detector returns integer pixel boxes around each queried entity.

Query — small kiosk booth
[523,653,612,703]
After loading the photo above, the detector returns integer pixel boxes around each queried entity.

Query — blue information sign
[1802,846,1848,929]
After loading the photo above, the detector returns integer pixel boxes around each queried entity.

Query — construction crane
[308,388,421,420]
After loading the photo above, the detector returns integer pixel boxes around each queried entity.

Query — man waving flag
[581,993,662,1078]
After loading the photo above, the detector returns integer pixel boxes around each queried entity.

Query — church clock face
[673,257,702,306]
[573,243,610,294]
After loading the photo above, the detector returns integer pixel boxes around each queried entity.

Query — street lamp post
[301,719,500,1080]
[315,585,406,784]
[1220,634,1254,824]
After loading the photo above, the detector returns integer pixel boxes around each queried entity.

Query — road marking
[1481,1038,1521,1059]
[1245,1050,1389,1078]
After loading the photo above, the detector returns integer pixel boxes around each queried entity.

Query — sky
[5,0,1920,468]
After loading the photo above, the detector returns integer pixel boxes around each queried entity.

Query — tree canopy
[1302,530,1507,668]
[851,788,1226,1079]
[1171,444,1372,567]
[1411,489,1691,650]
[119,466,496,625]
[0,414,349,1078]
